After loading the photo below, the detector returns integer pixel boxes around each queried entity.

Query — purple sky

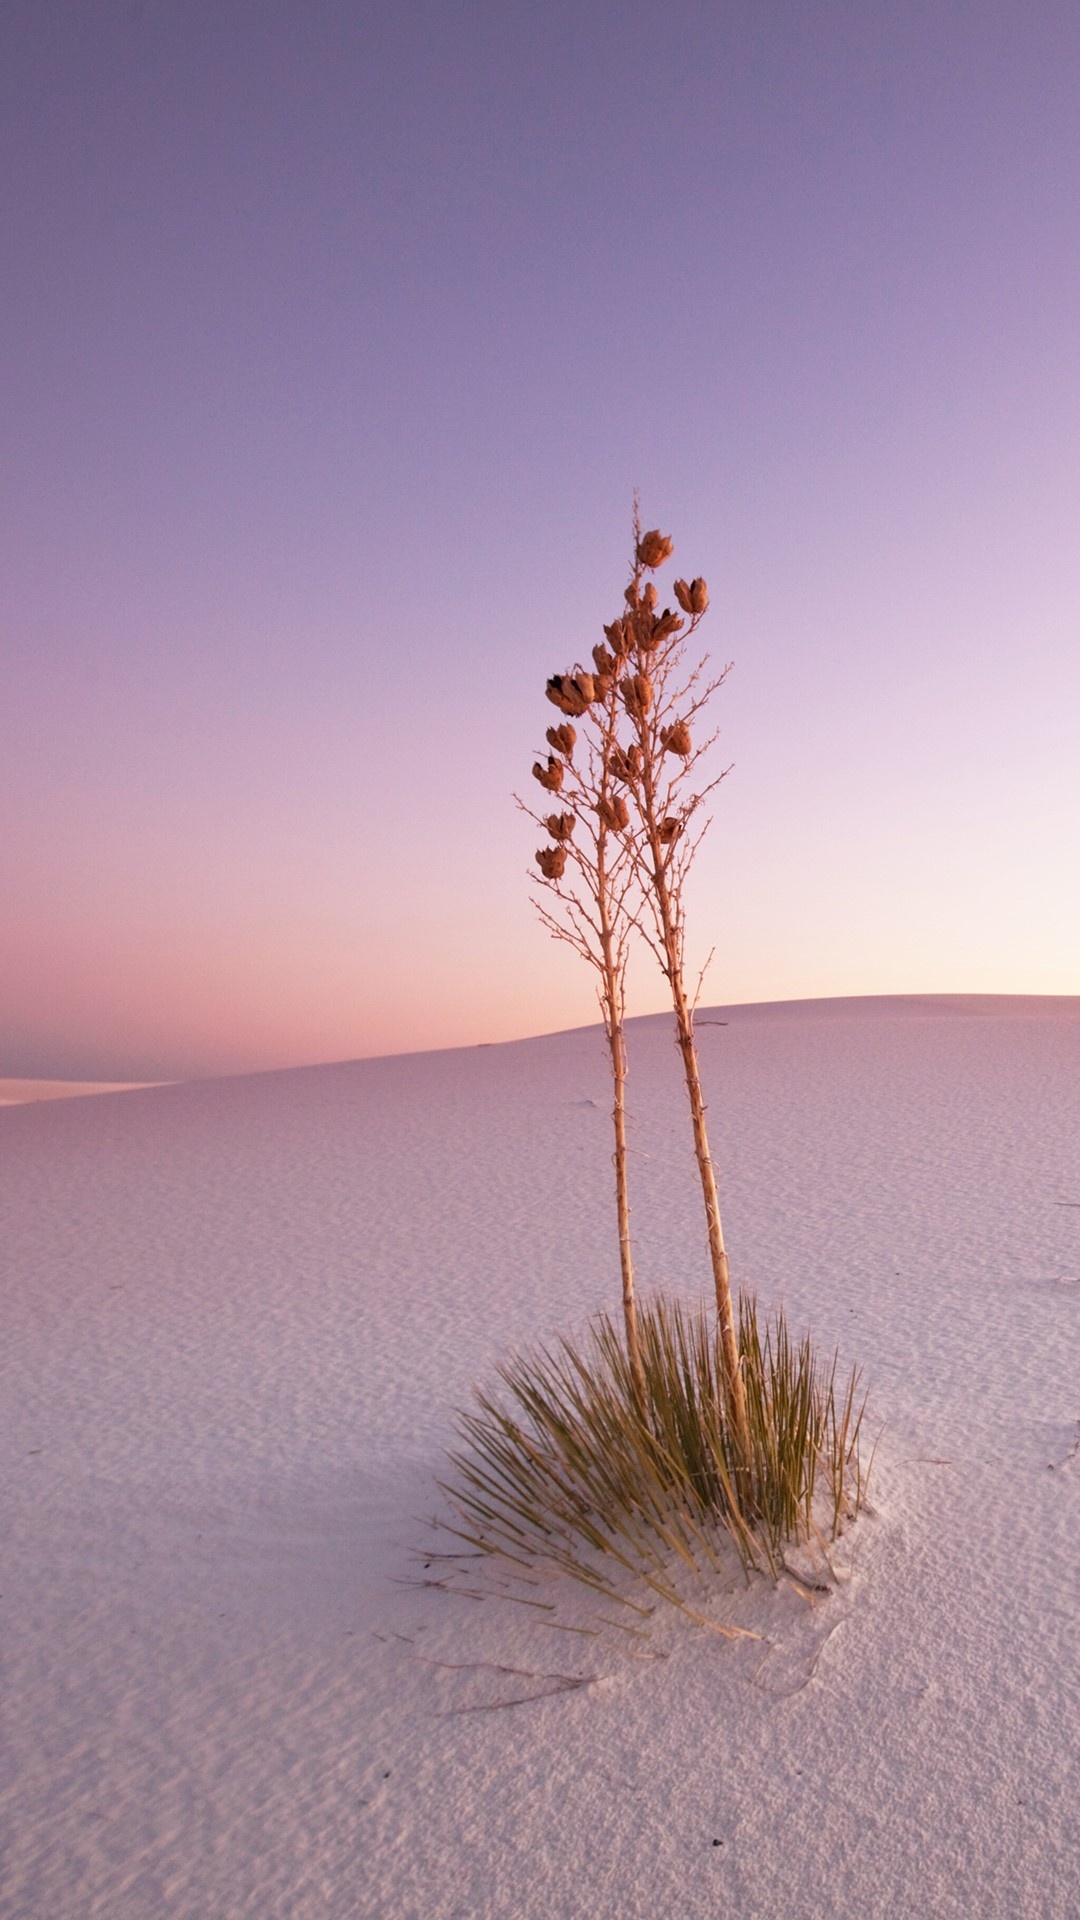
[4,0,1079,1080]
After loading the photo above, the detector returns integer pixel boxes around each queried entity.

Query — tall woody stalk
[606,515,753,1479]
[523,661,647,1410]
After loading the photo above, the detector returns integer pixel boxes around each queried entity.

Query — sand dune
[2,996,1078,1918]
[0,1079,164,1107]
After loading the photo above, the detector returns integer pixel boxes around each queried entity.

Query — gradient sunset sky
[5,1,1079,1081]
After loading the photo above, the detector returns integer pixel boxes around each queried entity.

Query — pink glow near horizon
[4,2,1079,1081]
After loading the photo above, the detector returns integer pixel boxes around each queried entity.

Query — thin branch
[691,946,717,1015]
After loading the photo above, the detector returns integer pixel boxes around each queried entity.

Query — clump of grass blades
[441,1292,869,1615]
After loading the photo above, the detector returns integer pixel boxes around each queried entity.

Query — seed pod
[621,673,653,717]
[533,756,564,792]
[622,605,652,650]
[623,583,639,609]
[596,793,630,832]
[673,577,707,616]
[545,680,580,717]
[536,845,568,880]
[572,671,596,705]
[661,720,691,756]
[650,609,683,645]
[545,722,577,756]
[636,529,674,570]
[546,674,589,717]
[592,643,616,677]
[545,812,575,841]
[641,582,658,612]
[657,815,682,844]
[603,619,629,655]
[592,673,613,701]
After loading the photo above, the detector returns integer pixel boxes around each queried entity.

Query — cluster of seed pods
[531,532,707,878]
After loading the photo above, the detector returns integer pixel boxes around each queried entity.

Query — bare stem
[618,519,753,1487]
[522,665,646,1409]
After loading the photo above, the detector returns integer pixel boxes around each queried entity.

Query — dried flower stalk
[613,506,753,1483]
[521,509,751,1482]
[521,645,647,1408]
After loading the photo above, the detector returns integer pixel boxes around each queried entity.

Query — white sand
[2,995,1078,1918]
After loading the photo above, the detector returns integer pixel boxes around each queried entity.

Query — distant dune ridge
[4,992,1077,1102]
[2,994,1078,1918]
[0,1077,162,1106]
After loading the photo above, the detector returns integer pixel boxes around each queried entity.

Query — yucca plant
[446,510,872,1629]
[526,511,753,1476]
[613,510,752,1479]
[441,1292,869,1621]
